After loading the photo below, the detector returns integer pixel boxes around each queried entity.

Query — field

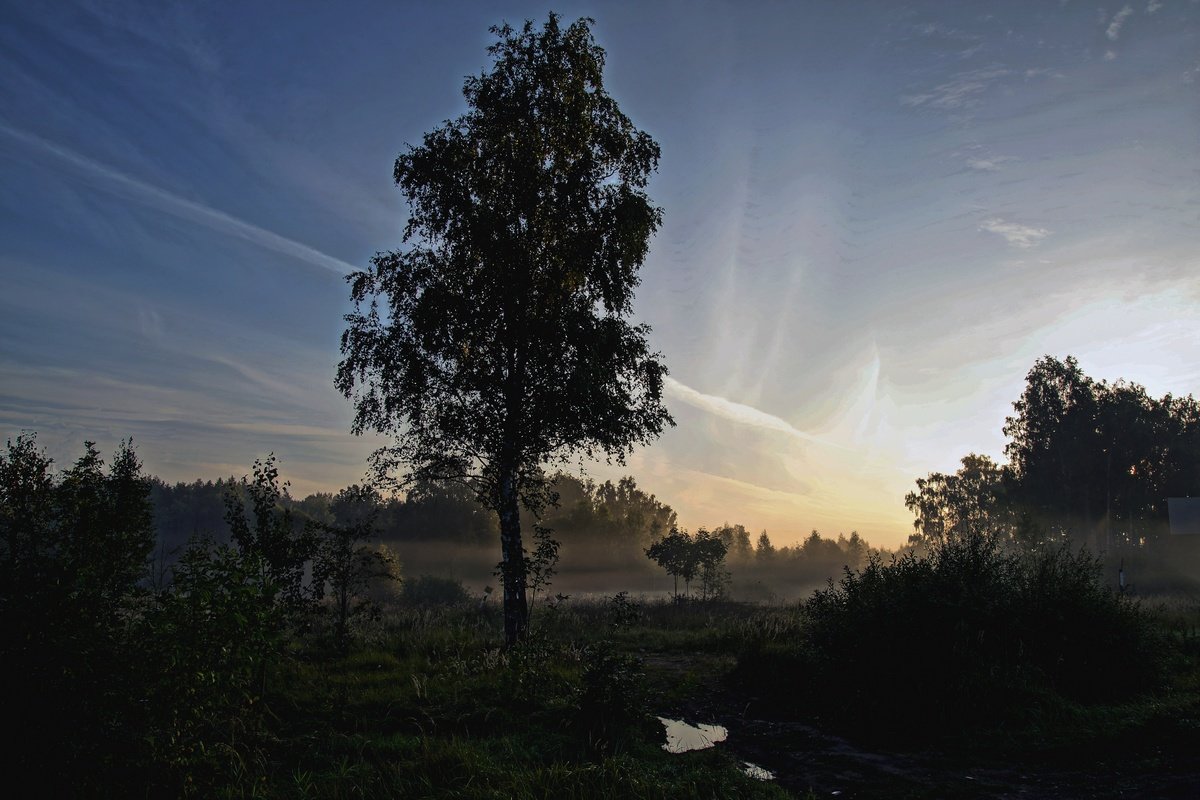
[144,585,1200,799]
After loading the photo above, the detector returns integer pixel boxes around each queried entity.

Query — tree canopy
[907,355,1200,551]
[336,14,672,643]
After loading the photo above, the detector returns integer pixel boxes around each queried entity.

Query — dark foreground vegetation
[5,431,1200,798]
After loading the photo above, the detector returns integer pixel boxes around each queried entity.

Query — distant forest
[149,470,880,601]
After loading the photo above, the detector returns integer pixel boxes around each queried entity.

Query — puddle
[658,717,775,781]
[658,716,727,753]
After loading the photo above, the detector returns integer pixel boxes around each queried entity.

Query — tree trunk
[498,469,528,646]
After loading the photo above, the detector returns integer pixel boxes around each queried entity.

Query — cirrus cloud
[979,217,1051,248]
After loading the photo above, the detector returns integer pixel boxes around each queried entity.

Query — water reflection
[657,717,775,781]
[657,716,727,753]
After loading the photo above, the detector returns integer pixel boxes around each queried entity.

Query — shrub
[138,536,287,786]
[574,642,655,751]
[736,534,1167,741]
[606,591,644,628]
[401,574,471,606]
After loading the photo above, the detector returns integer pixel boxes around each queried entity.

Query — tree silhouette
[645,528,694,599]
[905,453,1012,547]
[337,14,672,644]
[311,484,396,653]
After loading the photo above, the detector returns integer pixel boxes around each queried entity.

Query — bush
[401,574,471,606]
[138,536,288,786]
[574,642,656,752]
[736,535,1167,741]
[606,591,644,628]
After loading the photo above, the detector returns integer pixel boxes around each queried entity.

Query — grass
[185,597,792,799]
[38,572,1199,797]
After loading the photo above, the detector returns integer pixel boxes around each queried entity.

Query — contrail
[664,376,848,450]
[0,122,358,276]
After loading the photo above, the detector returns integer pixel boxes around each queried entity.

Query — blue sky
[2,0,1198,547]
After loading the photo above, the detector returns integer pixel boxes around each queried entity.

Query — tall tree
[755,530,775,560]
[337,14,672,644]
[1003,355,1104,544]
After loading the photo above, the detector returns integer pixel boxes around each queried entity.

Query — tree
[645,527,728,600]
[693,528,730,600]
[1,436,155,788]
[841,531,868,569]
[645,528,695,599]
[337,14,672,644]
[223,454,316,617]
[755,530,775,560]
[1003,356,1103,545]
[905,454,1013,548]
[1,434,57,608]
[593,475,678,545]
[311,484,397,652]
[713,523,753,562]
[1002,355,1200,549]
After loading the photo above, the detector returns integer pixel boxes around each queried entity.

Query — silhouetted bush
[736,534,1167,741]
[574,642,655,751]
[401,574,471,606]
[606,591,645,628]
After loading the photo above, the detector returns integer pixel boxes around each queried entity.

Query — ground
[641,647,1200,799]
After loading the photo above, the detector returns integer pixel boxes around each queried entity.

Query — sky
[2,0,1198,548]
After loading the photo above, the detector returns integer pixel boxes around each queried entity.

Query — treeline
[150,469,878,597]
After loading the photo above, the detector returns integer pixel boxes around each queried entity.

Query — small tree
[693,528,730,601]
[223,454,316,616]
[337,14,672,644]
[311,484,397,652]
[141,535,286,779]
[645,528,690,599]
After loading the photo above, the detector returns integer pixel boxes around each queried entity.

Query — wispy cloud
[1146,1,1164,13]
[960,143,1018,172]
[664,377,845,449]
[901,67,1012,110]
[1107,5,1135,40]
[909,20,983,59]
[912,22,977,41]
[967,156,1015,171]
[0,123,357,276]
[979,217,1051,248]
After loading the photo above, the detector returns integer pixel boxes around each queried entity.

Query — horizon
[3,1,1198,549]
